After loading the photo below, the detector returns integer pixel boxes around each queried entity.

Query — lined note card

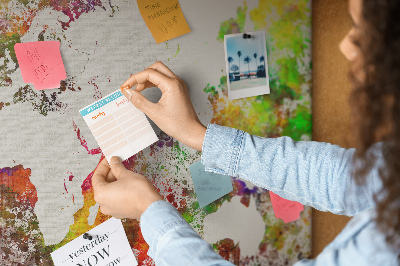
[14,41,66,90]
[189,161,233,208]
[79,90,158,162]
[137,0,191,43]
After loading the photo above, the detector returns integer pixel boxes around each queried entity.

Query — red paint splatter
[81,171,94,193]
[123,220,152,264]
[89,77,102,100]
[214,238,240,264]
[72,120,102,155]
[49,0,106,30]
[64,179,68,193]
[166,193,178,208]
[0,165,37,208]
[68,172,74,181]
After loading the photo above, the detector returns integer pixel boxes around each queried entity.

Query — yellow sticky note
[137,0,191,44]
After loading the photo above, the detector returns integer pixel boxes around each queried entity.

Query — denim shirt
[140,124,399,265]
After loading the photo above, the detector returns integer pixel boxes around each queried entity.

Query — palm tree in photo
[244,56,251,78]
[253,53,258,73]
[231,64,239,73]
[260,55,265,66]
[227,56,234,73]
[237,51,242,77]
[258,55,266,77]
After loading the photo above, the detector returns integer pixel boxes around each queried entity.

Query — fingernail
[123,88,133,100]
[110,156,122,165]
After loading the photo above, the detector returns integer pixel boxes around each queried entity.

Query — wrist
[191,123,207,151]
[139,194,164,219]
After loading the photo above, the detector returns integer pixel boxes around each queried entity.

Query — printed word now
[68,233,109,260]
[51,218,137,266]
[76,245,110,266]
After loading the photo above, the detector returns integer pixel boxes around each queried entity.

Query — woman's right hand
[120,61,207,151]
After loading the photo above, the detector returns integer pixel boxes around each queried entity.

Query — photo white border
[224,31,270,100]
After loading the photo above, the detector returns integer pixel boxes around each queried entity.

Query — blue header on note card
[80,91,123,116]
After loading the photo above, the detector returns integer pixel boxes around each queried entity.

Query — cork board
[312,0,353,257]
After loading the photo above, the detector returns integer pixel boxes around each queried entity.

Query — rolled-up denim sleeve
[201,124,382,216]
[140,200,234,266]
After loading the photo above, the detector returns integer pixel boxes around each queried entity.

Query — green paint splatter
[166,42,180,57]
[217,2,248,42]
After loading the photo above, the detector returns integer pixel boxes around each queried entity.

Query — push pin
[83,233,97,241]
[242,33,252,39]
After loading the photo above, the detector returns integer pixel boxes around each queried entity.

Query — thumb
[122,88,155,115]
[109,156,129,178]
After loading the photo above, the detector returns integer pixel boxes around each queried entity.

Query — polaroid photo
[224,31,270,100]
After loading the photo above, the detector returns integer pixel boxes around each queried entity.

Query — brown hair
[350,0,400,251]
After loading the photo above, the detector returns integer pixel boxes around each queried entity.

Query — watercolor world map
[0,0,312,265]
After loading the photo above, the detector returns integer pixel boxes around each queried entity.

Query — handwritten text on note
[137,0,191,43]
[189,161,233,208]
[14,41,66,90]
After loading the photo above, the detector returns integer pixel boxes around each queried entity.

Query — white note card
[51,218,137,266]
[79,90,158,162]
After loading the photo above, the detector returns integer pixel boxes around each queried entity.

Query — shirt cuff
[201,124,245,176]
[140,200,191,259]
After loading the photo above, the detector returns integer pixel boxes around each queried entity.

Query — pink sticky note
[269,191,304,223]
[14,41,66,90]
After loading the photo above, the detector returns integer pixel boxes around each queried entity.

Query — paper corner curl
[14,41,67,90]
[269,191,304,223]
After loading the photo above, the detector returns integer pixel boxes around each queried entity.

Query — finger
[120,68,173,93]
[109,156,130,178]
[121,88,157,116]
[147,61,177,79]
[106,169,116,182]
[92,158,111,189]
[134,61,180,91]
[135,81,156,92]
[99,206,111,216]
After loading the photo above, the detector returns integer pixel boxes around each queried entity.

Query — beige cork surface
[311,0,353,257]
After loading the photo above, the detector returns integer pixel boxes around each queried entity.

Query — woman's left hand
[92,157,164,219]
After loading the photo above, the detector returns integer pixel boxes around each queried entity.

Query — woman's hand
[92,157,164,220]
[120,61,206,151]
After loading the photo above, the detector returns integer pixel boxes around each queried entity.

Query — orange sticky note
[269,191,304,223]
[14,41,66,90]
[137,0,191,44]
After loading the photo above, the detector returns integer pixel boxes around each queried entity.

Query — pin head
[242,33,252,39]
[83,233,93,240]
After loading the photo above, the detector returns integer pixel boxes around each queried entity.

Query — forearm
[140,200,233,265]
[201,124,380,216]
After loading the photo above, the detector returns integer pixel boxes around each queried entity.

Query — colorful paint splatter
[0,0,311,265]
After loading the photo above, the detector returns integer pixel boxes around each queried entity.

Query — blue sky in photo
[226,33,266,73]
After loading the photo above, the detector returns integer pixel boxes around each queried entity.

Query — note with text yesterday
[137,0,191,43]
[51,218,137,266]
[189,161,233,208]
[14,41,66,90]
[80,90,158,162]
